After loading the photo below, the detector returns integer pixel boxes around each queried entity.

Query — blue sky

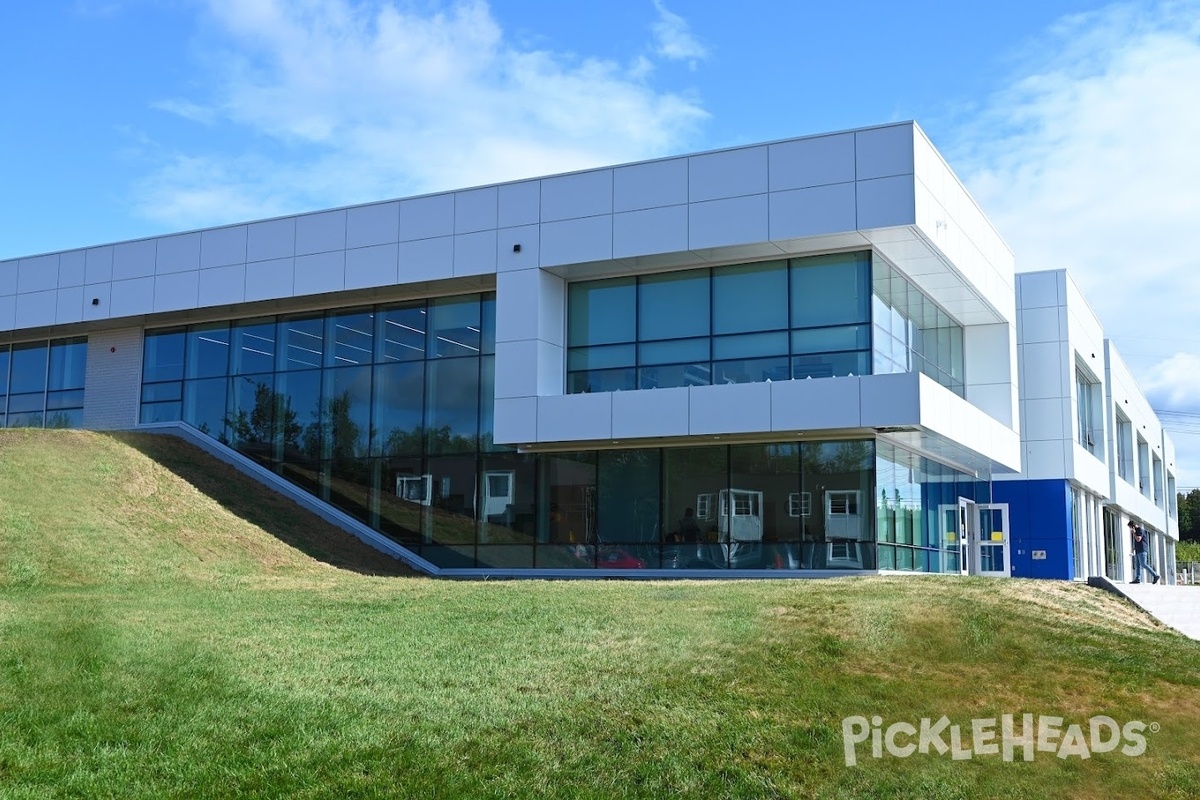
[3,0,1200,485]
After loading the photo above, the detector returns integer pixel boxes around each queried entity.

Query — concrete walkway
[1088,577,1200,641]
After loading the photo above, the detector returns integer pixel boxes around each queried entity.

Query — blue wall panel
[993,479,1072,580]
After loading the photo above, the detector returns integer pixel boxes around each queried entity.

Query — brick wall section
[82,327,144,430]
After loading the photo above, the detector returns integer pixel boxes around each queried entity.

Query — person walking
[1128,520,1160,584]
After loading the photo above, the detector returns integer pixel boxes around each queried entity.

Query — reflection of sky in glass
[373,361,424,455]
[187,324,231,379]
[426,358,479,445]
[48,339,88,391]
[10,342,49,394]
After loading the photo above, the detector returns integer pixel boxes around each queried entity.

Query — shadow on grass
[106,432,416,578]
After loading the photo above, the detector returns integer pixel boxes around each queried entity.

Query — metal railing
[1177,561,1200,585]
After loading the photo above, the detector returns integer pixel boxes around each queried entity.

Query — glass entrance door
[957,498,972,576]
[973,504,1010,578]
[939,500,971,575]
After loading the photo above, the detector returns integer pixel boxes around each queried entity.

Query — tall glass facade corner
[872,260,964,397]
[135,250,982,573]
[874,442,989,573]
[141,293,501,565]
[0,337,88,429]
[140,287,926,571]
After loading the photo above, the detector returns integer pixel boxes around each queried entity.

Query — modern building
[0,121,1178,579]
[995,269,1179,582]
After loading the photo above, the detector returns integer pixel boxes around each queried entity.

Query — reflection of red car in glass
[596,546,646,569]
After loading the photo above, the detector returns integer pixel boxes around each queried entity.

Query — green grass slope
[1,430,1198,799]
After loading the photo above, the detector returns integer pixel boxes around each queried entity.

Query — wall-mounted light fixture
[91,298,100,306]
[512,244,521,253]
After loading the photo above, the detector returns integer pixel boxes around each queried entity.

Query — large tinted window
[231,319,276,375]
[713,261,788,334]
[48,339,87,391]
[791,252,870,328]
[638,270,710,341]
[140,294,503,565]
[568,277,636,347]
[142,331,184,384]
[326,309,374,367]
[278,315,324,371]
[9,343,48,428]
[4,338,87,429]
[373,361,424,456]
[428,296,481,358]
[425,358,479,454]
[186,323,231,379]
[324,366,372,459]
[377,302,427,361]
[872,259,964,396]
[567,252,874,392]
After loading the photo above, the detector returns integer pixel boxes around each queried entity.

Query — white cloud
[151,99,217,125]
[1142,353,1200,409]
[139,0,707,228]
[953,0,1200,485]
[651,0,708,65]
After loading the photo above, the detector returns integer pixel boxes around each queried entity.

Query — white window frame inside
[787,491,812,518]
[1115,409,1133,482]
[396,474,433,506]
[1075,361,1101,455]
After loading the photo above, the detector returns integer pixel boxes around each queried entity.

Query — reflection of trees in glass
[801,441,874,544]
[801,440,873,475]
[381,427,425,457]
[733,443,798,475]
[323,389,364,460]
[225,380,301,454]
[425,425,478,455]
[45,412,73,429]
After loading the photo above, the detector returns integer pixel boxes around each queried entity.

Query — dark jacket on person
[1132,527,1149,554]
[678,515,701,543]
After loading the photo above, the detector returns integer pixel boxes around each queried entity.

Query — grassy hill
[1,430,1198,799]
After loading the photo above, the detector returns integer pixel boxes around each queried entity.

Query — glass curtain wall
[875,441,989,573]
[566,252,872,393]
[0,337,88,428]
[141,293,499,568]
[541,438,875,572]
[872,260,965,397]
[566,251,963,397]
[140,308,882,572]
[1103,507,1121,580]
[1070,487,1084,579]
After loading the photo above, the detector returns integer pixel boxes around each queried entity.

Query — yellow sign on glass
[946,532,958,543]
[991,532,1004,542]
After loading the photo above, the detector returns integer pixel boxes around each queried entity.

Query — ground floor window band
[0,336,88,429]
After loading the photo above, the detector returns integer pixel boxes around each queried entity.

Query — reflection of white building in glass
[0,122,1179,579]
[396,474,432,505]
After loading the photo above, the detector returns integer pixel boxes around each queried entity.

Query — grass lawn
[1,430,1198,799]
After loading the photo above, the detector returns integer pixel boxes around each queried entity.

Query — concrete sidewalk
[1088,577,1200,640]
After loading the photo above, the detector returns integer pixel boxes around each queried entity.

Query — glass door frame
[972,502,1010,578]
